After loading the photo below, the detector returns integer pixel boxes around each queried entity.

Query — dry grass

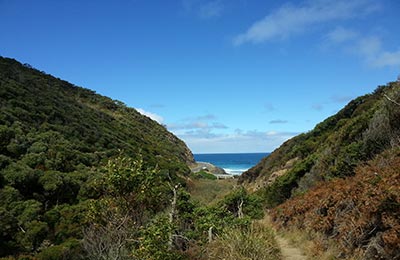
[187,178,237,205]
[277,227,342,260]
[205,221,282,260]
[273,227,373,260]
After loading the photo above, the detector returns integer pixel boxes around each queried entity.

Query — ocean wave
[223,168,249,175]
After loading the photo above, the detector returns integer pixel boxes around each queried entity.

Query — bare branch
[384,94,400,106]
[208,226,214,243]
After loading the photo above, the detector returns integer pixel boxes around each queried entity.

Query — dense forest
[0,57,271,260]
[240,80,400,259]
[0,56,193,258]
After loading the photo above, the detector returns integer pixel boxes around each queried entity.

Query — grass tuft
[206,221,282,260]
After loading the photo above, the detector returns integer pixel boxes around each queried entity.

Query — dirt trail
[276,235,307,260]
[261,215,307,260]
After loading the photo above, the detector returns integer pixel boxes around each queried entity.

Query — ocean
[194,153,269,175]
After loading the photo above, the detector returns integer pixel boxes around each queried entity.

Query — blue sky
[1,0,399,153]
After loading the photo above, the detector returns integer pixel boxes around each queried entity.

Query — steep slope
[0,57,194,172]
[239,81,400,259]
[272,148,399,259]
[240,81,399,205]
[0,57,194,257]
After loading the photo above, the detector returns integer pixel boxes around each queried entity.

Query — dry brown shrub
[271,148,400,259]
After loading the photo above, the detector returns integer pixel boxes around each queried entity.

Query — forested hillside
[0,57,276,260]
[240,81,400,259]
[0,57,194,258]
[1,55,398,259]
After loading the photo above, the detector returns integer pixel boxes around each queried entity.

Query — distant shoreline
[194,153,270,176]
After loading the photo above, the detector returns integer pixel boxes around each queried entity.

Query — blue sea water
[194,153,269,175]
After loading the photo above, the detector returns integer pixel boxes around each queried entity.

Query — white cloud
[326,27,358,44]
[325,28,400,68]
[233,0,379,45]
[371,49,400,68]
[168,114,298,152]
[175,128,298,153]
[168,121,228,130]
[234,0,397,68]
[136,108,164,124]
[356,37,400,68]
[168,114,227,131]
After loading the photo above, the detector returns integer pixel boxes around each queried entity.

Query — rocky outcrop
[190,162,227,175]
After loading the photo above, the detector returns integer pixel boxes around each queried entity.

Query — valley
[0,57,399,259]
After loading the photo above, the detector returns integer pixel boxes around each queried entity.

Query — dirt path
[261,215,307,260]
[276,235,307,260]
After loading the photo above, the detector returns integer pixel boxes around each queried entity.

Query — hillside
[272,147,399,259]
[0,57,279,260]
[0,57,194,171]
[240,81,399,199]
[239,81,400,258]
[0,57,194,258]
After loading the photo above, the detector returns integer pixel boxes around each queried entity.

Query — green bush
[220,187,264,219]
[263,156,315,208]
[192,170,217,180]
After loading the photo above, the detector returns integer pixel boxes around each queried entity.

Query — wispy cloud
[168,113,227,131]
[312,104,324,111]
[136,108,164,124]
[234,0,397,68]
[182,0,225,19]
[233,0,380,46]
[325,28,400,68]
[176,128,299,153]
[372,50,400,68]
[199,0,224,19]
[168,112,297,152]
[269,119,288,124]
[184,114,216,121]
[326,27,358,44]
[358,37,400,68]
[168,121,228,130]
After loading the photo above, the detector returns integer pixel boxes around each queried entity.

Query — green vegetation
[188,178,236,205]
[4,55,398,259]
[241,81,400,204]
[239,80,400,259]
[261,155,316,208]
[0,57,280,259]
[191,170,218,180]
[206,221,281,260]
[0,57,195,259]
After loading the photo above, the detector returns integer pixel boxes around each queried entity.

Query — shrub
[220,187,264,219]
[271,148,400,259]
[192,170,217,180]
[206,221,281,260]
[262,156,315,208]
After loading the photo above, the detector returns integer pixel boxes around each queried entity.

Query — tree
[83,155,175,259]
